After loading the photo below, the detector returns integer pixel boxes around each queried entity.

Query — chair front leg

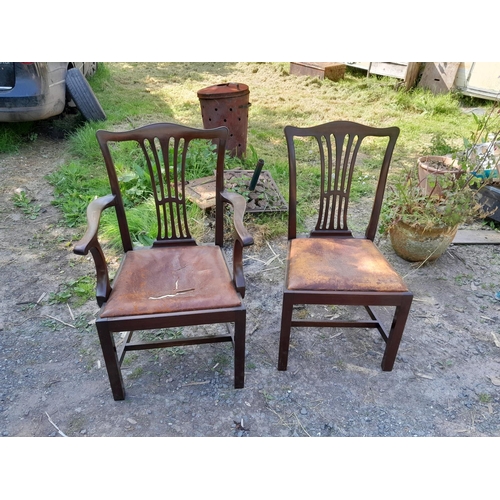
[278,294,294,371]
[96,322,126,401]
[233,310,246,389]
[381,295,413,371]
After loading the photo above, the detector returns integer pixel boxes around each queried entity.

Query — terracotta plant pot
[389,220,459,262]
[417,155,461,196]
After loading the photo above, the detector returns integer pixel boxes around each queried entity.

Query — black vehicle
[0,62,106,122]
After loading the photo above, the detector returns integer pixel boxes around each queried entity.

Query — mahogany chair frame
[74,123,253,400]
[278,121,413,372]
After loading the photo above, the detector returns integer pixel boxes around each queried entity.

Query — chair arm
[74,194,116,255]
[220,190,254,247]
[74,194,116,306]
[220,190,254,298]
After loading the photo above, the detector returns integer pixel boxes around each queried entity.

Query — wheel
[65,68,106,122]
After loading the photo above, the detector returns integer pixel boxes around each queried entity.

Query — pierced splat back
[96,123,228,252]
[284,121,399,241]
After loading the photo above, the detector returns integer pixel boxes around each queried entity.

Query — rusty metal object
[197,83,250,158]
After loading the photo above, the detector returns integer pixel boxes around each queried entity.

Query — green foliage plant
[380,166,484,234]
[456,105,500,177]
[49,275,96,306]
[12,191,41,219]
[0,122,36,153]
[381,99,500,235]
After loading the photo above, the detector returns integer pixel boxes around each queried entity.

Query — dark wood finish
[278,121,413,373]
[74,123,253,400]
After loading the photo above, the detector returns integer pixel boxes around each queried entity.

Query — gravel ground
[1,135,500,442]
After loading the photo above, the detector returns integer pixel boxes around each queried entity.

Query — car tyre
[65,68,106,122]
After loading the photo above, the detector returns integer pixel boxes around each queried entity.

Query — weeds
[478,393,492,404]
[437,359,453,369]
[129,367,144,379]
[139,329,186,357]
[454,274,474,286]
[0,122,36,153]
[12,191,41,219]
[212,352,231,374]
[49,275,95,306]
[40,318,63,332]
[122,353,138,367]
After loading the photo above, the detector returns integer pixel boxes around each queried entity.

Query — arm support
[220,190,254,298]
[74,194,116,306]
[220,190,254,247]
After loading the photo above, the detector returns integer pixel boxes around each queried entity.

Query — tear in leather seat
[101,246,242,318]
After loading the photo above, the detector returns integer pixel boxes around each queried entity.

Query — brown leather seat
[100,246,242,318]
[287,238,408,292]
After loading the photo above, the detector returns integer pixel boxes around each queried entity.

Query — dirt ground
[1,132,500,439]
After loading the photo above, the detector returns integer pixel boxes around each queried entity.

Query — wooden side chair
[74,123,253,400]
[278,121,413,373]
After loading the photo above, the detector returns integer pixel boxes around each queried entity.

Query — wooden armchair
[74,123,253,400]
[278,121,413,373]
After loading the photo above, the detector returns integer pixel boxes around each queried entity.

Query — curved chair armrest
[220,190,254,298]
[74,194,116,306]
[74,194,116,255]
[220,190,254,247]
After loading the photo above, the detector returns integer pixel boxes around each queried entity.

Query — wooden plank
[183,170,288,213]
[418,62,460,94]
[453,229,500,245]
[290,62,345,81]
[404,62,422,89]
[184,175,216,209]
[345,62,420,88]
[368,62,408,79]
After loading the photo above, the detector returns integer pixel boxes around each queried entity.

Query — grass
[478,393,492,404]
[0,122,38,153]
[49,275,96,307]
[3,62,497,246]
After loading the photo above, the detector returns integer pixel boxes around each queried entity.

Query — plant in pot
[380,165,488,263]
[418,111,500,197]
[381,105,500,263]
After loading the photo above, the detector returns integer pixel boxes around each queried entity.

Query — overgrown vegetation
[12,191,41,219]
[0,122,38,153]
[3,62,496,246]
[49,275,96,307]
[380,98,500,234]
